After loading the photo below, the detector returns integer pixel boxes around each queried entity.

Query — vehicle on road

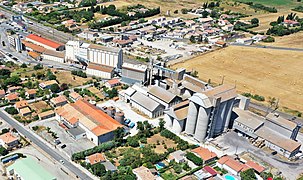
[61,144,66,149]
[60,160,64,164]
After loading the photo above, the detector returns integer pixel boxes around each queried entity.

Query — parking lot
[28,118,95,157]
[97,100,161,136]
[2,145,75,180]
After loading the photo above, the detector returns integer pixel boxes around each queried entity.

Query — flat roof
[88,44,120,53]
[67,126,86,137]
[234,108,265,130]
[7,157,56,180]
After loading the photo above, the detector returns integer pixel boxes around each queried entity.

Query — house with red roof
[25,34,65,51]
[192,147,217,164]
[105,79,120,88]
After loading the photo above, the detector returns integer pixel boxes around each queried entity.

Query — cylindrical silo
[164,114,173,128]
[172,119,185,134]
[194,106,211,141]
[114,111,125,124]
[185,102,198,135]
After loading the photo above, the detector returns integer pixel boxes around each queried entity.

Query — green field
[236,0,300,7]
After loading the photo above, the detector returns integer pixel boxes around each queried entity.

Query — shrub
[5,107,18,115]
[263,36,275,43]
[185,152,203,166]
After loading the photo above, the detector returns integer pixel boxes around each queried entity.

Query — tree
[5,107,18,115]
[240,169,256,180]
[137,121,144,132]
[91,163,106,177]
[190,70,198,77]
[33,64,43,70]
[174,10,178,14]
[201,11,209,18]
[60,83,69,91]
[50,84,60,93]
[0,146,8,156]
[159,118,165,131]
[20,63,27,68]
[185,152,203,166]
[251,18,259,25]
[190,35,196,43]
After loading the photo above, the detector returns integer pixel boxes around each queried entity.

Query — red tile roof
[0,132,18,144]
[217,156,243,173]
[15,100,28,109]
[203,166,217,176]
[106,79,120,86]
[7,93,18,101]
[26,34,63,49]
[192,147,217,162]
[87,153,106,165]
[246,160,265,173]
[0,89,5,96]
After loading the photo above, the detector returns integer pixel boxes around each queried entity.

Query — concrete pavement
[0,110,94,180]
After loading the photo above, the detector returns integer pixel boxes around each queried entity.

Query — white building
[7,34,22,52]
[41,49,65,63]
[86,63,114,79]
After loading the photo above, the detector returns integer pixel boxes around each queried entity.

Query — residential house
[20,107,32,116]
[105,79,120,89]
[102,161,117,172]
[217,156,246,175]
[192,147,217,164]
[69,92,82,102]
[245,160,265,174]
[15,100,29,112]
[39,80,58,90]
[85,153,106,165]
[38,110,55,120]
[0,132,19,149]
[168,150,186,163]
[133,166,156,180]
[50,95,68,107]
[25,89,37,99]
[222,24,234,31]
[7,86,21,94]
[194,166,217,180]
[6,93,19,102]
[0,89,5,99]
[283,20,300,27]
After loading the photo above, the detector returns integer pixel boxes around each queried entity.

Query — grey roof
[131,91,161,112]
[234,108,264,130]
[256,126,301,152]
[148,86,177,104]
[203,84,237,102]
[182,81,204,93]
[170,150,185,161]
[101,161,117,171]
[124,87,136,96]
[67,127,86,137]
[266,113,298,130]
[88,44,121,53]
[189,93,213,108]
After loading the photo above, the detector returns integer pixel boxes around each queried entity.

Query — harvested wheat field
[259,31,303,49]
[171,46,303,112]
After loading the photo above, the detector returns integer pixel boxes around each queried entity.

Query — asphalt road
[0,110,93,180]
[231,43,303,52]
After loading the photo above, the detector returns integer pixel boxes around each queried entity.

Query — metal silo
[172,119,185,134]
[185,101,198,134]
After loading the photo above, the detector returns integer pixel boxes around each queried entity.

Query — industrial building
[148,85,181,108]
[25,34,65,51]
[185,84,237,142]
[233,107,302,158]
[41,49,65,63]
[121,63,148,84]
[86,63,114,79]
[164,100,189,134]
[65,40,123,69]
[7,34,22,52]
[55,100,123,145]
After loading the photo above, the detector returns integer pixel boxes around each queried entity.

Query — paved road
[0,110,93,180]
[231,43,303,52]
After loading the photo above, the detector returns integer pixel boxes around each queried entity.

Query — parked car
[124,119,131,125]
[54,139,61,145]
[61,144,66,149]
[129,122,135,128]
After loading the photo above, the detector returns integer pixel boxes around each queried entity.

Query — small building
[0,132,19,149]
[69,92,82,102]
[7,86,22,94]
[25,89,37,99]
[38,110,55,120]
[20,107,32,116]
[39,80,58,90]
[148,86,181,108]
[50,95,68,107]
[67,127,86,140]
[102,161,117,172]
[245,160,265,174]
[216,156,245,176]
[191,147,217,164]
[236,37,253,45]
[105,79,120,89]
[28,51,41,60]
[42,49,65,63]
[14,100,28,112]
[130,91,164,118]
[168,150,186,163]
[0,89,5,99]
[6,93,19,102]
[85,153,106,165]
[133,166,156,180]
[86,63,114,79]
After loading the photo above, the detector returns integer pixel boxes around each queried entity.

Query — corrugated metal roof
[148,86,176,104]
[131,91,161,111]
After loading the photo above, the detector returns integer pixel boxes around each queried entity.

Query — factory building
[65,41,90,63]
[121,63,148,85]
[185,84,237,142]
[233,107,302,158]
[25,34,65,51]
[164,100,189,134]
[148,85,181,108]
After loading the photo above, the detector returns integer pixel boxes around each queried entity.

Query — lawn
[55,70,92,87]
[147,134,177,154]
[171,46,303,114]
[234,0,298,7]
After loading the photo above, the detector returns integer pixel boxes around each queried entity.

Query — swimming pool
[155,162,165,170]
[224,175,236,180]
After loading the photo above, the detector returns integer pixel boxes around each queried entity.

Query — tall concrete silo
[172,119,185,134]
[185,101,198,134]
[164,114,173,128]
[194,106,211,141]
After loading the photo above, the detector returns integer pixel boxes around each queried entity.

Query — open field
[234,0,300,7]
[147,133,177,154]
[259,31,303,48]
[55,71,92,87]
[29,101,52,114]
[171,46,303,113]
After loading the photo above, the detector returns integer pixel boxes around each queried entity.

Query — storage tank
[185,101,198,134]
[172,119,185,134]
[194,106,211,141]
[164,114,173,128]
[114,111,125,124]
[106,106,116,117]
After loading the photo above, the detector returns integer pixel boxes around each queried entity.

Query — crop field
[171,46,303,113]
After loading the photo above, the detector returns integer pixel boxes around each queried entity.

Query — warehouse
[148,85,181,108]
[130,91,164,118]
[121,63,148,84]
[86,63,114,79]
[25,34,65,51]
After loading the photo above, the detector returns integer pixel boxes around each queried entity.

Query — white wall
[86,68,113,79]
[42,54,64,63]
